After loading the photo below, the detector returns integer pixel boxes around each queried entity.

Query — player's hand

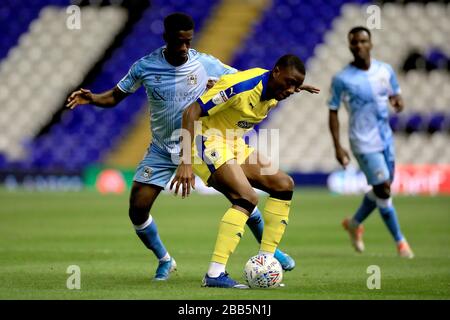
[336,147,350,168]
[296,84,320,94]
[389,95,404,113]
[206,79,217,90]
[66,88,93,109]
[170,163,195,198]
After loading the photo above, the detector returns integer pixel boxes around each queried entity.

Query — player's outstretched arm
[66,86,129,109]
[170,102,202,198]
[389,94,404,113]
[329,110,350,168]
[296,84,320,94]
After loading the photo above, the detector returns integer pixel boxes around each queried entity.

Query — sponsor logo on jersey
[237,120,255,129]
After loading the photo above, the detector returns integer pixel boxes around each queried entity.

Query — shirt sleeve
[198,53,238,79]
[387,64,401,96]
[327,75,344,110]
[117,61,142,93]
[197,76,241,117]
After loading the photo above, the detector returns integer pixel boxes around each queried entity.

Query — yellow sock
[211,208,248,265]
[260,197,291,253]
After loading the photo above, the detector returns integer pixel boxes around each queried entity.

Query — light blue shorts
[133,144,178,189]
[354,144,395,186]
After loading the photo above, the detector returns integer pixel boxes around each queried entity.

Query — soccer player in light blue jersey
[66,13,295,281]
[328,26,414,258]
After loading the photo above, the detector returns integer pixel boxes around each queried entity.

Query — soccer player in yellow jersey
[170,54,319,288]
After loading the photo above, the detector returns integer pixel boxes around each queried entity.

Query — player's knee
[128,203,150,226]
[245,189,259,207]
[270,173,294,192]
[267,174,294,200]
[283,175,295,191]
[373,182,391,199]
[231,196,257,214]
[129,186,153,225]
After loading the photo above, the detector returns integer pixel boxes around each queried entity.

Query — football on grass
[244,254,283,288]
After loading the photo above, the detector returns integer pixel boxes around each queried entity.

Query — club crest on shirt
[142,166,153,179]
[209,149,220,161]
[187,74,197,86]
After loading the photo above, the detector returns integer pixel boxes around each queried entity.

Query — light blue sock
[135,216,168,260]
[353,190,377,224]
[376,198,404,242]
[246,207,264,243]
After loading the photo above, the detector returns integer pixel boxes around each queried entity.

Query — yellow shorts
[192,134,254,185]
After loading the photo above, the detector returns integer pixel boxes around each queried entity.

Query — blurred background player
[66,12,295,281]
[328,26,414,258]
[171,54,319,288]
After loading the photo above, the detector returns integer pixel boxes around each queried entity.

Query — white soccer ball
[244,254,283,288]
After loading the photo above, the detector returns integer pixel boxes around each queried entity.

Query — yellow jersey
[196,68,278,137]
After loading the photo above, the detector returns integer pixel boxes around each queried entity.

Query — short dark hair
[275,54,305,75]
[348,26,371,39]
[164,13,194,35]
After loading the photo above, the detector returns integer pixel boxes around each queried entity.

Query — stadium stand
[0,0,448,178]
[253,2,450,172]
[0,0,219,171]
[0,5,127,162]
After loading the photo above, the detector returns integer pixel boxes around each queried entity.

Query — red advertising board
[392,165,450,195]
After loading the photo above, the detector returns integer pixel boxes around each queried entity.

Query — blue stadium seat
[11,0,221,170]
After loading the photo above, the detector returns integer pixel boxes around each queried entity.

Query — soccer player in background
[66,13,295,281]
[327,26,414,258]
[170,54,320,288]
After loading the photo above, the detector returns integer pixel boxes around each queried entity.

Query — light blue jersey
[117,47,237,154]
[328,59,401,154]
[117,47,237,188]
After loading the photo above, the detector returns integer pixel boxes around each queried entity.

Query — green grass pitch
[0,189,449,299]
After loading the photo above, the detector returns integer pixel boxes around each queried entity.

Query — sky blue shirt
[328,59,401,154]
[117,47,237,154]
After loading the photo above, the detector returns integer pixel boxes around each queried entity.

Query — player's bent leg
[246,207,264,243]
[241,154,295,271]
[342,189,376,253]
[243,160,294,254]
[353,190,377,224]
[241,155,296,270]
[246,206,295,271]
[373,183,414,258]
[129,182,177,279]
[258,174,294,256]
[202,163,257,288]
